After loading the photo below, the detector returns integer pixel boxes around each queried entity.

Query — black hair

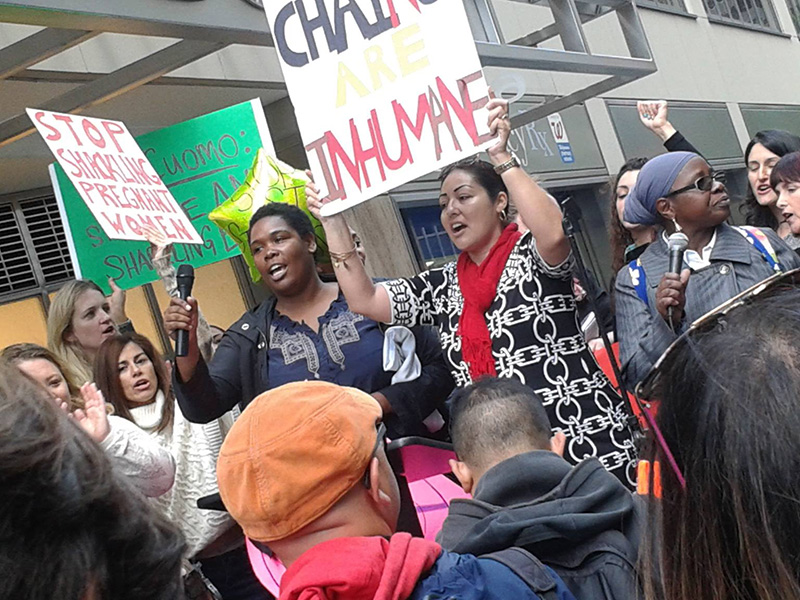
[742,130,800,228]
[449,377,552,470]
[248,203,315,243]
[642,285,800,600]
[439,157,509,205]
[770,151,800,191]
[608,157,649,273]
[0,366,185,600]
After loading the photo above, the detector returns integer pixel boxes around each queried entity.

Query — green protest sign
[51,99,274,294]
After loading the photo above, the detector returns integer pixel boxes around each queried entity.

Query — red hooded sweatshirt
[279,533,442,600]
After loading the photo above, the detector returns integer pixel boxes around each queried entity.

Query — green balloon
[209,148,330,282]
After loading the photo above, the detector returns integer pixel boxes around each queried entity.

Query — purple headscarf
[624,151,700,226]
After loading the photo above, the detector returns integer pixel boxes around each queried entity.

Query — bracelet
[494,153,520,175]
[117,319,134,333]
[330,246,358,269]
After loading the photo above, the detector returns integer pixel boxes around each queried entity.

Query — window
[0,193,75,302]
[784,0,800,34]
[637,0,689,14]
[401,205,458,268]
[702,0,781,31]
[0,204,38,296]
[19,196,75,285]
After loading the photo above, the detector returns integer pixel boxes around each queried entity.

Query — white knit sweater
[128,391,233,557]
[99,415,175,497]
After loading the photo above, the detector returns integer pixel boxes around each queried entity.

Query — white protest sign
[263,0,494,216]
[27,109,203,244]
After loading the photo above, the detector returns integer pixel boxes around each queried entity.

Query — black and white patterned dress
[381,231,637,485]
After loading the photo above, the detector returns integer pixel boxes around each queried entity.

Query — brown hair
[770,150,800,191]
[608,157,649,273]
[642,285,800,600]
[93,333,174,434]
[0,365,185,600]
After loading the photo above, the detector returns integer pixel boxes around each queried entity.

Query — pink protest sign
[27,109,202,244]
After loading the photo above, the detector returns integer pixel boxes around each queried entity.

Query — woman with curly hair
[609,157,655,275]
[743,130,800,247]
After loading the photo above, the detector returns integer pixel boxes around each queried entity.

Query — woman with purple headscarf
[614,152,800,387]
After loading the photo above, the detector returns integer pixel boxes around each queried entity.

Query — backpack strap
[735,226,784,273]
[481,547,574,600]
[627,258,649,307]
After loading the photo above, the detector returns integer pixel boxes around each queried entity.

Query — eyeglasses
[363,422,387,488]
[665,172,726,197]
[635,268,800,489]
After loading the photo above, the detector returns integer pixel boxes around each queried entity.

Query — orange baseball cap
[216,381,383,542]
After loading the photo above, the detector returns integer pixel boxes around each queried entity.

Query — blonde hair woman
[47,278,131,386]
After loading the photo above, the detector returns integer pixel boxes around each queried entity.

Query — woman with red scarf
[308,97,636,486]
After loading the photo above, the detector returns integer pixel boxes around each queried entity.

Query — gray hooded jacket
[438,451,644,600]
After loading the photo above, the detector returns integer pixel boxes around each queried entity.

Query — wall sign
[547,113,575,164]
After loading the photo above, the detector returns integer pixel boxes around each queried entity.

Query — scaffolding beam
[0,39,225,147]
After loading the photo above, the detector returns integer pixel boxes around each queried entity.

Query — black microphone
[175,264,195,357]
[666,232,689,328]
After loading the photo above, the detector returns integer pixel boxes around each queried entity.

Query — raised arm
[306,183,393,323]
[145,225,214,363]
[75,383,175,498]
[487,97,570,266]
[637,100,702,155]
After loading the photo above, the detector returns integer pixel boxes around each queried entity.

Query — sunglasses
[363,422,387,489]
[635,268,800,489]
[665,172,726,197]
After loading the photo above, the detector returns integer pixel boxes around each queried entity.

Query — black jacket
[174,296,455,438]
[438,451,644,599]
[664,130,701,155]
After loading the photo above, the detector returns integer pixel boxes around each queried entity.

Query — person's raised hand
[655,268,690,325]
[637,100,676,142]
[73,383,111,443]
[485,91,512,164]
[51,396,71,415]
[305,169,336,222]
[142,224,172,263]
[108,277,128,325]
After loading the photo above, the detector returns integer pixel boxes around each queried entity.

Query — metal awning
[0,0,656,188]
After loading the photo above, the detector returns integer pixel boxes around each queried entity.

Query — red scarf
[457,223,522,380]
[279,533,441,600]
